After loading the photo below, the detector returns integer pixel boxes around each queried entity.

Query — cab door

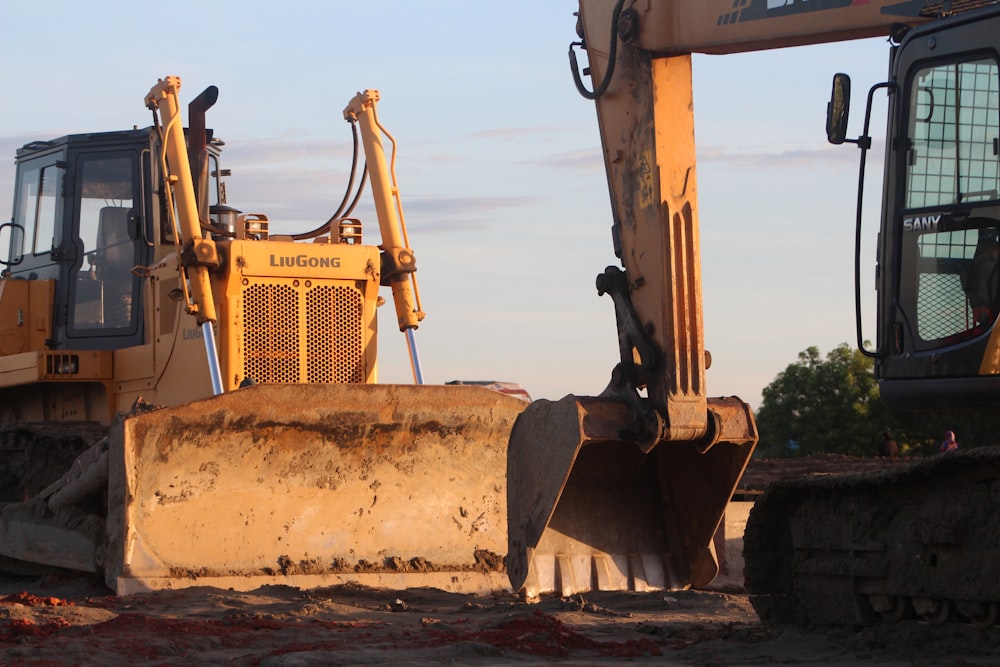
[62,149,148,350]
[878,10,1000,408]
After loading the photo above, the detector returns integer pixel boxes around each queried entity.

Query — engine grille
[306,285,364,383]
[242,282,364,384]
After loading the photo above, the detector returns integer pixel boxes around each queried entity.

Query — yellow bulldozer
[0,79,529,594]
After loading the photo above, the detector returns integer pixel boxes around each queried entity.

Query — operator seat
[967,233,1000,329]
[95,207,133,279]
[94,206,134,327]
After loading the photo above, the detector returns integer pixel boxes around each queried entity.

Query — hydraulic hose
[570,0,626,100]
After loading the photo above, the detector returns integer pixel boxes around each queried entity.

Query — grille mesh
[243,284,300,383]
[242,281,365,384]
[917,272,972,340]
[306,285,365,383]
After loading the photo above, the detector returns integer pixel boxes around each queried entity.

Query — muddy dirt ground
[0,455,995,666]
[0,572,997,666]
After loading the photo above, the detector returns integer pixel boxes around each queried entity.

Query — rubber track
[744,447,1000,627]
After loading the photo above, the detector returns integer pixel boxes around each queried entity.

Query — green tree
[755,344,887,457]
[755,343,1000,457]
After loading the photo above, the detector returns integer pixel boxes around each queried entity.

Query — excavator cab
[832,6,1000,410]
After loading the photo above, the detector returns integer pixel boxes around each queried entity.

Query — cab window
[901,222,1000,348]
[70,154,138,332]
[11,162,61,263]
[906,58,1000,208]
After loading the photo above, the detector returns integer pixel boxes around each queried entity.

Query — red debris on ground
[0,617,71,642]
[1,592,74,607]
[424,610,664,659]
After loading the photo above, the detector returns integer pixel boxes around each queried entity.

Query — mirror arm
[853,81,896,360]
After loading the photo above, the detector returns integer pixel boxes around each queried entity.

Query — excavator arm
[576,0,965,430]
[506,0,989,598]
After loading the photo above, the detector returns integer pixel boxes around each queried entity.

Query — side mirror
[826,73,851,145]
[0,221,23,267]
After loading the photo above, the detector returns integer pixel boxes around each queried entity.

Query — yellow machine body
[0,80,527,593]
[506,0,997,599]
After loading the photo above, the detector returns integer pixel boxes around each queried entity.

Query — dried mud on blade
[107,383,527,594]
[507,395,756,598]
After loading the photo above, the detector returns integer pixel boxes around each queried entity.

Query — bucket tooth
[593,553,626,591]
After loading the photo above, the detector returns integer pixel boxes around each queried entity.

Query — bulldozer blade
[103,383,528,594]
[506,394,756,599]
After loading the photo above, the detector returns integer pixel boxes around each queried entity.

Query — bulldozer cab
[2,130,227,353]
[4,133,149,350]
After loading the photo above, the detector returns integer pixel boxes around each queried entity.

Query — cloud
[467,127,578,141]
[523,149,604,172]
[0,135,34,151]
[226,164,540,236]
[405,195,536,215]
[402,195,541,231]
[222,136,355,169]
[698,141,883,168]
[518,139,877,174]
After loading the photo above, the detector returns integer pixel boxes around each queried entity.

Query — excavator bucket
[506,395,756,599]
[73,383,527,594]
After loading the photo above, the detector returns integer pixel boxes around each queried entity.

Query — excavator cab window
[905,58,1000,208]
[895,56,1000,350]
[899,221,1000,348]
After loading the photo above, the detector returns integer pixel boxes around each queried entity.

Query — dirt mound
[739,454,915,493]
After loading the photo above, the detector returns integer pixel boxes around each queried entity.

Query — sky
[0,1,896,409]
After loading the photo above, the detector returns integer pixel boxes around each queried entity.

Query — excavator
[504,0,1000,628]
